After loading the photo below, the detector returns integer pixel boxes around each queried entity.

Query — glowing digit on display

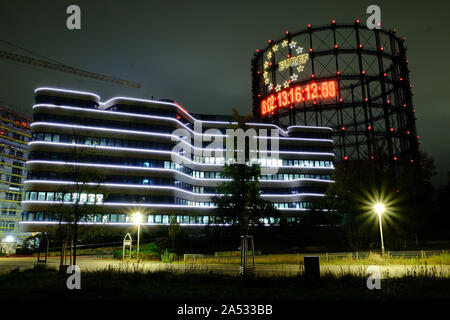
[295,87,302,102]
[322,82,329,98]
[329,81,336,96]
[311,83,318,99]
[282,91,288,106]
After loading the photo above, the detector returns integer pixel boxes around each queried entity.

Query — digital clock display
[261,80,338,116]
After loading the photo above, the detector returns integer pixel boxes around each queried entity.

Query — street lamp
[3,235,15,243]
[374,203,385,257]
[133,212,143,260]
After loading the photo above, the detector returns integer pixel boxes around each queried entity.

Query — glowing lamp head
[374,203,385,216]
[3,236,15,243]
[133,212,143,224]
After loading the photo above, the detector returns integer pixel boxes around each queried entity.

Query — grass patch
[180,252,450,266]
[0,263,448,300]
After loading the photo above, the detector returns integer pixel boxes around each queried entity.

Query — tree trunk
[73,221,78,265]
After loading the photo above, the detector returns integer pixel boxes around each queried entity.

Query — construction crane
[0,41,141,89]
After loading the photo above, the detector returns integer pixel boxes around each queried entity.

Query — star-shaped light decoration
[297,65,305,72]
[296,47,304,54]
[290,73,298,82]
[264,61,269,69]
[272,44,279,52]
[268,83,273,91]
[275,84,282,92]
[267,51,273,59]
[283,81,290,89]
[263,70,269,78]
[264,77,270,85]
[289,41,297,49]
[281,40,288,48]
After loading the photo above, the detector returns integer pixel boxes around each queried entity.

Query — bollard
[304,256,320,279]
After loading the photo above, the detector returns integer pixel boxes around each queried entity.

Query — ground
[0,255,448,301]
[1,256,449,277]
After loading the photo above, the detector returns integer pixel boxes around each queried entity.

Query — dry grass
[181,252,450,266]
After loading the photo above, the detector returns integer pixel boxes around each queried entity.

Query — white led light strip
[31,120,334,143]
[28,141,335,159]
[20,201,311,212]
[23,180,326,199]
[33,91,332,137]
[26,160,335,177]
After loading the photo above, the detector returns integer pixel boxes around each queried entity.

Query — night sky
[1,0,449,186]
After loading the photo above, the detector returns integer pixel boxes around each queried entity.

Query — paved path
[0,256,448,278]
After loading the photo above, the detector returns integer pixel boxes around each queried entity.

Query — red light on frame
[344,156,348,160]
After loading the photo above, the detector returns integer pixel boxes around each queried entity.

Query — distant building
[20,88,334,231]
[0,105,31,242]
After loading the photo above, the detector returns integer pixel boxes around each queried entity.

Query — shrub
[161,249,177,263]
[143,242,160,255]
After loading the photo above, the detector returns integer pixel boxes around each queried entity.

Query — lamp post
[374,203,385,257]
[133,212,143,260]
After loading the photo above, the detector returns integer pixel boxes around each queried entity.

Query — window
[63,193,71,202]
[88,194,96,203]
[79,193,88,203]
[96,194,103,204]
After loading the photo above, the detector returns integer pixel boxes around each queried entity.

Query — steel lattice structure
[252,21,419,163]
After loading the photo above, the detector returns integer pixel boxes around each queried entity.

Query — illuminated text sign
[261,80,338,116]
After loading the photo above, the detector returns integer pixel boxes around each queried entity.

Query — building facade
[0,106,31,242]
[20,88,334,231]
